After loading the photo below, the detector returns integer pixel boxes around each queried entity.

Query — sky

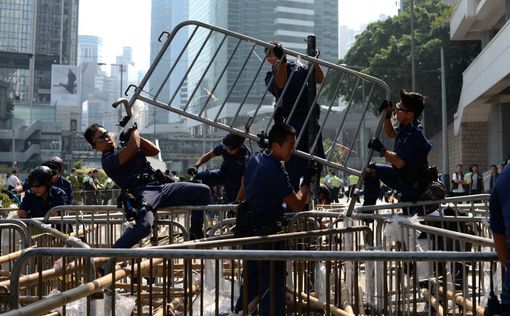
[79,0,399,73]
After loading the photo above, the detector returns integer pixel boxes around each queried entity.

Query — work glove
[118,115,131,128]
[368,137,387,157]
[302,161,319,187]
[119,123,138,143]
[187,166,198,176]
[378,100,393,119]
[257,131,270,150]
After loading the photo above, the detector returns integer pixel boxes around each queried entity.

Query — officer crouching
[363,90,434,215]
[235,122,316,315]
[84,122,210,250]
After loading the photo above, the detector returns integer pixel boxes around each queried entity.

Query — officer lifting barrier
[119,20,390,211]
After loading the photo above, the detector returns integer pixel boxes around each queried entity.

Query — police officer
[84,123,210,247]
[264,41,325,193]
[187,133,250,203]
[14,156,74,205]
[18,166,67,219]
[42,156,74,205]
[235,123,314,315]
[363,90,432,214]
[489,162,510,314]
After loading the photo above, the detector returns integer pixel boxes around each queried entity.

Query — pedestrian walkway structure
[0,21,501,315]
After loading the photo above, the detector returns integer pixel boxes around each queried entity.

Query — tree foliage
[341,0,480,136]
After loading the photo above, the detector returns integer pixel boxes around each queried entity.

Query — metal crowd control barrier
[123,20,392,215]
[4,248,498,316]
[43,204,239,247]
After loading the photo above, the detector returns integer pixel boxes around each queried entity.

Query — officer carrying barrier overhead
[113,20,393,217]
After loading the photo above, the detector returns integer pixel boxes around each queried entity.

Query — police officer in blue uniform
[18,166,67,219]
[264,41,325,193]
[188,133,250,203]
[42,156,74,205]
[489,162,510,314]
[363,90,432,214]
[235,123,314,315]
[14,157,73,205]
[84,123,210,248]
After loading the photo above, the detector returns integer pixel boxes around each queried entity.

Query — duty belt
[124,173,157,191]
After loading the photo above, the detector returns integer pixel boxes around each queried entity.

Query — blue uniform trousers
[364,163,425,214]
[113,182,210,248]
[285,115,324,191]
[235,238,285,316]
[234,213,286,315]
[195,169,240,203]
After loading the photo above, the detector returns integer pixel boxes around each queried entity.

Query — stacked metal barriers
[0,193,499,315]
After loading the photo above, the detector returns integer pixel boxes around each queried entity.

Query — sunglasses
[94,131,110,145]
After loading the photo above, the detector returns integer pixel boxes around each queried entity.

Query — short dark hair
[11,169,17,174]
[400,89,426,118]
[264,41,287,63]
[84,123,103,146]
[268,123,296,146]
[457,164,462,168]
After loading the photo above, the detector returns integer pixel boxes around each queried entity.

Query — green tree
[73,160,84,169]
[341,0,480,136]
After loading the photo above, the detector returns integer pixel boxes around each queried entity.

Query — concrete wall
[429,120,489,173]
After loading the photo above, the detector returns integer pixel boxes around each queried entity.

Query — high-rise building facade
[186,0,338,115]
[149,0,189,126]
[0,0,79,125]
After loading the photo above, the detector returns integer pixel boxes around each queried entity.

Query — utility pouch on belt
[234,201,256,238]
[117,190,139,222]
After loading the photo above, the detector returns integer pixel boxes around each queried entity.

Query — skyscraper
[186,0,338,118]
[0,0,79,125]
[149,0,189,126]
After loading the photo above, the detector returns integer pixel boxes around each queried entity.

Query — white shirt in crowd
[451,172,465,193]
[4,174,21,189]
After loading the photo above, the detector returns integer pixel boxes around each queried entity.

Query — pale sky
[339,0,400,29]
[79,0,399,73]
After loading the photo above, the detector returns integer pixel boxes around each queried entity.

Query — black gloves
[119,123,138,143]
[118,115,131,128]
[378,100,393,119]
[187,165,198,176]
[257,131,270,149]
[302,161,319,187]
[368,137,387,157]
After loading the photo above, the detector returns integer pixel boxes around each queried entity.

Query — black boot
[190,226,204,240]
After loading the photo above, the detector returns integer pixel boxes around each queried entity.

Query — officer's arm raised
[283,186,309,212]
[140,136,159,156]
[118,129,141,165]
[195,150,216,167]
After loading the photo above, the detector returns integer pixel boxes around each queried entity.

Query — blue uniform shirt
[490,164,510,306]
[244,151,294,217]
[394,121,431,172]
[20,186,67,218]
[265,61,310,117]
[212,144,251,180]
[490,166,510,245]
[101,149,153,189]
[53,176,73,204]
[22,176,73,204]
